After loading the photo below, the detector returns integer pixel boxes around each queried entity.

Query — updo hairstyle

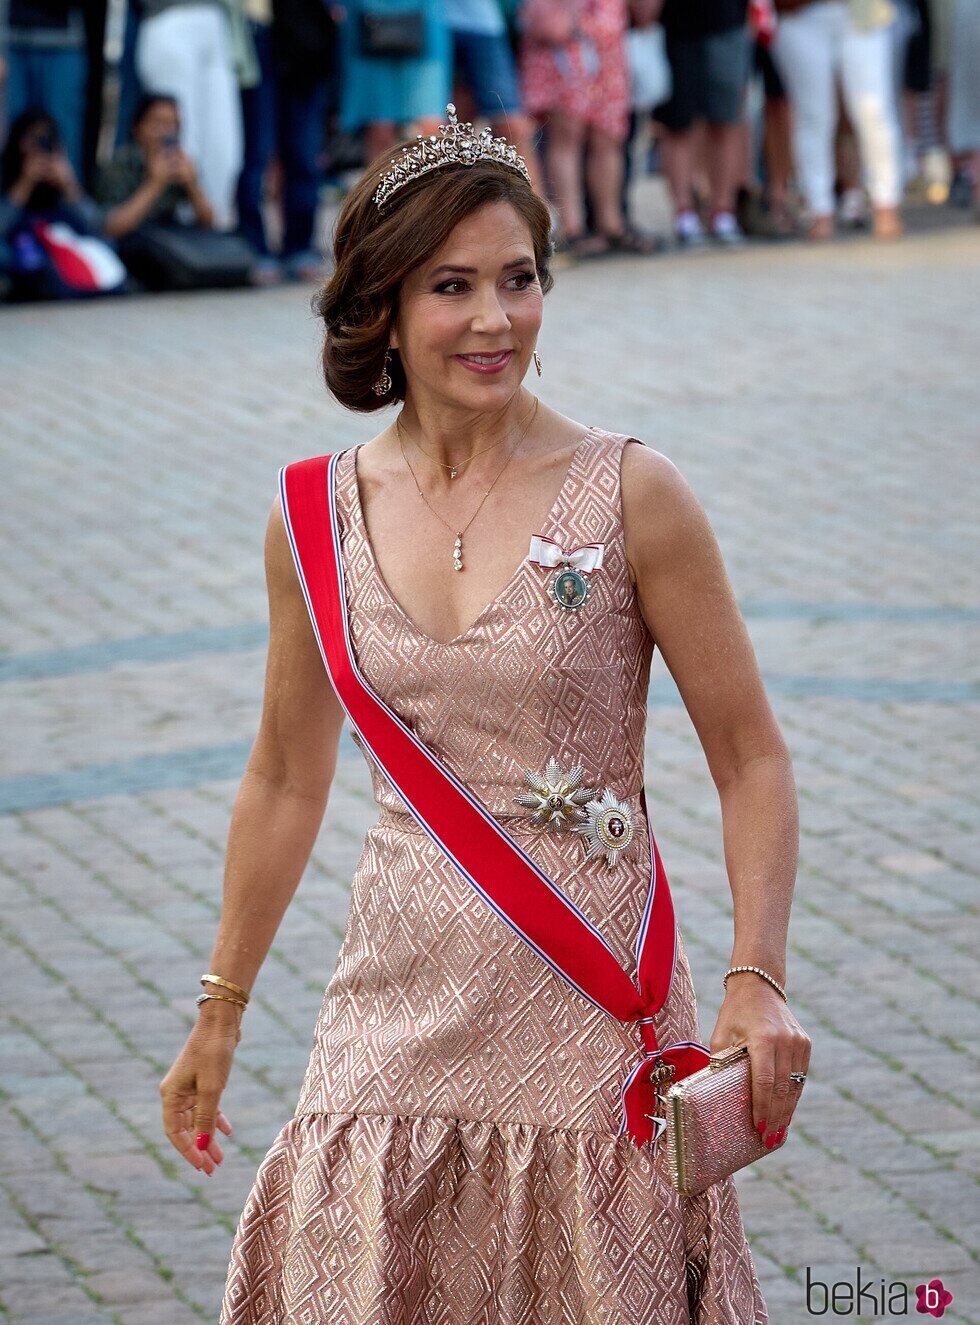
[313,144,555,412]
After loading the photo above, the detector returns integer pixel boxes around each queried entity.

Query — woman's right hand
[160,1010,238,1175]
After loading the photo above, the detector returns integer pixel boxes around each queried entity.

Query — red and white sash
[279,454,710,1148]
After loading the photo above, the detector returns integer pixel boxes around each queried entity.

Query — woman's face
[390,200,544,415]
[135,100,181,153]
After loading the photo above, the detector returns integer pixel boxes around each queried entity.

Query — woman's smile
[454,349,514,373]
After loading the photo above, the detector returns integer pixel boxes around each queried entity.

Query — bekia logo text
[805,1267,954,1316]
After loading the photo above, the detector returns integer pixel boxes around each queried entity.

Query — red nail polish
[775,1126,786,1141]
[756,1119,767,1135]
[195,1133,211,1150]
[764,1133,775,1147]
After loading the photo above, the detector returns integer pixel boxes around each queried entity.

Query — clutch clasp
[708,1043,750,1071]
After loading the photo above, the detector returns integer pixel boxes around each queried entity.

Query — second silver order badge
[514,757,637,868]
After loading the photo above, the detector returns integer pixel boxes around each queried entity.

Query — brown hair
[313,146,555,412]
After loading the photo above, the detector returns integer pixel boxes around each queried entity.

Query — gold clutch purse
[663,1044,788,1196]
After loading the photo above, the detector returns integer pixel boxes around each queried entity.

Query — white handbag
[626,25,672,112]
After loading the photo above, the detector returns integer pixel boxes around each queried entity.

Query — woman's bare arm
[161,494,347,1172]
[621,441,809,1144]
[198,494,348,1015]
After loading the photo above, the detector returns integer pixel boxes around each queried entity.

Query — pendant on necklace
[453,533,463,572]
[450,467,458,479]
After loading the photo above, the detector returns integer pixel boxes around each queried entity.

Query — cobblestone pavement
[1,211,978,1325]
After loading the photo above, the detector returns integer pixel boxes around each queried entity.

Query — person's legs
[654,33,706,239]
[700,24,752,237]
[840,17,904,234]
[3,45,34,125]
[544,107,590,238]
[4,47,86,176]
[364,121,399,163]
[114,1,141,149]
[704,122,744,216]
[199,5,244,229]
[35,47,87,178]
[237,21,277,256]
[452,26,546,195]
[490,111,546,196]
[619,107,638,224]
[584,123,626,233]
[772,1,840,231]
[659,128,700,220]
[763,89,794,213]
[279,75,329,262]
[136,8,203,160]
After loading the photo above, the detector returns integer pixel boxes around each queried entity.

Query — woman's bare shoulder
[619,439,714,584]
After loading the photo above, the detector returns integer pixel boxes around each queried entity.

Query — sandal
[597,225,664,256]
[553,230,612,261]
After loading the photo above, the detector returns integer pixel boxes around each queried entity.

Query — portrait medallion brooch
[572,789,637,868]
[513,756,597,831]
[527,535,605,614]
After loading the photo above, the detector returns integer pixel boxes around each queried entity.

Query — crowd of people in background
[0,0,977,301]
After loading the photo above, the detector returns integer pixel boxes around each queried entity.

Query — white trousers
[136,2,244,228]
[772,0,902,214]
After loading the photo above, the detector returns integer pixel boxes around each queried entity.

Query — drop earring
[372,349,393,397]
[533,351,542,377]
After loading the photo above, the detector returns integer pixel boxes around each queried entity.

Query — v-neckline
[348,425,598,648]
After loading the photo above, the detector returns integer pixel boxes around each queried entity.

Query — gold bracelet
[723,964,787,1002]
[201,972,250,1003]
[196,992,247,1009]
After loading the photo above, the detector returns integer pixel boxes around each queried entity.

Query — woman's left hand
[708,974,811,1147]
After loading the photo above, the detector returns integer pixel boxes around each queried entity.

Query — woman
[518,0,661,255]
[134,0,246,228]
[771,0,904,239]
[0,110,127,301]
[234,0,336,283]
[96,94,216,240]
[334,0,453,165]
[160,105,809,1323]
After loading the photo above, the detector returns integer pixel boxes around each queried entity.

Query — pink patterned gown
[219,428,770,1325]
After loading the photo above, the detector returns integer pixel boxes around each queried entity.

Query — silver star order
[513,756,597,831]
[572,788,637,868]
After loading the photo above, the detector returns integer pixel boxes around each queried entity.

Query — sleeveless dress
[219,428,770,1325]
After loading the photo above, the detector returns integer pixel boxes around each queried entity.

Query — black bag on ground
[119,223,255,291]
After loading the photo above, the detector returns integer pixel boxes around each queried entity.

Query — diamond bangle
[723,964,787,1002]
[195,991,247,1009]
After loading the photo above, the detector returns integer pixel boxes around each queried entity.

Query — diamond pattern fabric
[219,429,769,1324]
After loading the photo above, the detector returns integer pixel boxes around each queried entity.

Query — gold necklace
[403,423,510,479]
[397,397,539,572]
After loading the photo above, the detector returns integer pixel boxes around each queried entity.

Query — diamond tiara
[373,103,531,210]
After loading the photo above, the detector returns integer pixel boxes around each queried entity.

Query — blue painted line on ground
[0,624,270,682]
[737,601,980,623]
[0,743,255,814]
[1,602,978,682]
[1,674,976,813]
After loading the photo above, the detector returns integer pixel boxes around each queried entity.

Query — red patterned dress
[518,0,632,142]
